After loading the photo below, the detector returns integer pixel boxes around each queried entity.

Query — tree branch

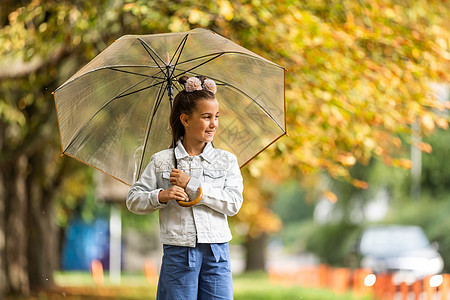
[0,47,67,80]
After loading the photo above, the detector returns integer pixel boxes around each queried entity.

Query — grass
[233,272,370,300]
[5,271,372,300]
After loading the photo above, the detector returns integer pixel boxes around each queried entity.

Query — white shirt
[126,140,244,247]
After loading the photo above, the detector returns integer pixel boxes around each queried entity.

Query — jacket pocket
[157,171,171,189]
[210,243,230,264]
[162,171,171,180]
[203,169,226,188]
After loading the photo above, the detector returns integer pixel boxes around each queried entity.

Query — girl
[126,76,244,300]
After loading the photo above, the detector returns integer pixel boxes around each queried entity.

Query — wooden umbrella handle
[177,187,203,207]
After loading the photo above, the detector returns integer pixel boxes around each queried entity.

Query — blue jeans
[156,243,233,300]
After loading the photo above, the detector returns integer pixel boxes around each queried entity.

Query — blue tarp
[61,217,110,270]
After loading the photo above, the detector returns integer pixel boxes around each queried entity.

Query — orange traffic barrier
[387,274,396,300]
[400,282,408,300]
[372,273,385,299]
[373,273,395,300]
[318,264,328,288]
[426,276,432,300]
[412,280,421,300]
[296,268,307,286]
[268,263,450,300]
[90,259,104,286]
[352,268,373,297]
[268,266,296,286]
[331,268,350,294]
[296,266,318,287]
[352,268,362,291]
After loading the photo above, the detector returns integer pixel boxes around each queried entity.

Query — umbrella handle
[177,187,203,207]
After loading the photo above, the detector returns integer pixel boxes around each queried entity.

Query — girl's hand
[169,169,191,189]
[158,185,189,203]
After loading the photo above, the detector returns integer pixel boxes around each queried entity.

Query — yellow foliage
[323,190,338,204]
[351,179,369,190]
[392,158,412,169]
[218,0,234,21]
[1,0,448,238]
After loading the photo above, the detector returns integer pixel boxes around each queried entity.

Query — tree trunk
[27,156,58,290]
[244,233,267,272]
[0,160,6,298]
[5,155,30,295]
[0,150,63,296]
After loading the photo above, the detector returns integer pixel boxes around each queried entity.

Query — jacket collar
[174,138,214,164]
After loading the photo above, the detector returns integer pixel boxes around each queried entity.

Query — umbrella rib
[106,64,168,81]
[138,38,167,76]
[54,65,169,92]
[225,83,285,133]
[175,51,284,69]
[175,52,227,66]
[239,132,287,169]
[151,83,167,119]
[173,50,285,133]
[62,76,153,154]
[169,34,189,66]
[174,52,225,79]
[136,81,167,178]
[108,67,160,79]
[115,80,165,99]
[107,67,169,84]
[177,68,286,133]
[164,34,189,107]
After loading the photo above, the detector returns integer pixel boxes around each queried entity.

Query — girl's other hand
[158,185,189,203]
[169,169,191,189]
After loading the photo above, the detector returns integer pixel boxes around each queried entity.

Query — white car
[358,225,444,284]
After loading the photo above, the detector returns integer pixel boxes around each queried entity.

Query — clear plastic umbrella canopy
[54,28,286,186]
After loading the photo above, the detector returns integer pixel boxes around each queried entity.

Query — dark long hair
[169,76,216,147]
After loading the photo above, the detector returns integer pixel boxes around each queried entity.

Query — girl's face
[181,98,219,144]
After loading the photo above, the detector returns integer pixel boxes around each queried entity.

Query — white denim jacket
[126,140,244,247]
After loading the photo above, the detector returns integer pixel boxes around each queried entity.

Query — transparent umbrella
[53,28,286,186]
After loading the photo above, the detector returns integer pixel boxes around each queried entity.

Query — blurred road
[123,230,318,274]
[230,244,319,274]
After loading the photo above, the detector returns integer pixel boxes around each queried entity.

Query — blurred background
[0,0,449,299]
